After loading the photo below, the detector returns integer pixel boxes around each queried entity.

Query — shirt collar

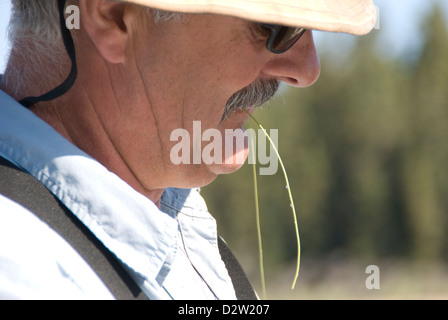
[161,188,238,299]
[0,89,179,287]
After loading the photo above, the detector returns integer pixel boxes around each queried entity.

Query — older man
[0,0,376,299]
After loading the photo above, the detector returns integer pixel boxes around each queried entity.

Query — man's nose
[261,30,321,88]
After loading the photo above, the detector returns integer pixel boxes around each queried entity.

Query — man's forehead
[120,0,377,35]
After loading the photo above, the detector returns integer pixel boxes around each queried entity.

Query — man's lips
[219,107,253,130]
[244,107,255,114]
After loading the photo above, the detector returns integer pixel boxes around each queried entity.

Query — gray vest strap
[0,157,146,299]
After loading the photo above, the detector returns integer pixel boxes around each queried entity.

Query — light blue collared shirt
[0,89,237,300]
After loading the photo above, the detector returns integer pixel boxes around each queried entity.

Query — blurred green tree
[402,7,448,262]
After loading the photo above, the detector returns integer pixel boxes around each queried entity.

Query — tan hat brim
[118,0,377,35]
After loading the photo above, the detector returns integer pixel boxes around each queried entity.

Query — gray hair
[7,1,182,42]
[3,0,182,96]
[8,0,63,44]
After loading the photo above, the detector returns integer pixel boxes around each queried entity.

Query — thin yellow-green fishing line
[249,134,267,299]
[245,110,301,290]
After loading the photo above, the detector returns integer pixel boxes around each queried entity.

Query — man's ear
[78,0,128,64]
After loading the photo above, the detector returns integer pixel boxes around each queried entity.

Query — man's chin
[206,160,246,175]
[206,137,249,175]
[168,164,244,190]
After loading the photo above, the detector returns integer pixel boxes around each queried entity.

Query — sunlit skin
[23,0,320,206]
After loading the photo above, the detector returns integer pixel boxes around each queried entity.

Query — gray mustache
[222,79,280,121]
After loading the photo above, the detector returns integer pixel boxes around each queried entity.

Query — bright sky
[0,0,447,73]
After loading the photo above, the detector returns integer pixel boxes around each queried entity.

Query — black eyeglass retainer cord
[19,0,77,109]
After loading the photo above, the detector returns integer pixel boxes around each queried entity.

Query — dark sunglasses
[258,24,307,54]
